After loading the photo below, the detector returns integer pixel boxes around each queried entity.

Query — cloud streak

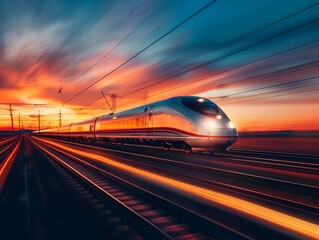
[0,0,318,131]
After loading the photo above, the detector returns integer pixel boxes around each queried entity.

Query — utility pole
[9,104,13,132]
[0,103,46,131]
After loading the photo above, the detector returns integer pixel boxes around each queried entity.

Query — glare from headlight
[204,119,217,129]
[208,121,217,128]
[229,121,235,129]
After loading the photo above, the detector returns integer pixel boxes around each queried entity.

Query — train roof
[97,96,211,120]
[117,96,208,113]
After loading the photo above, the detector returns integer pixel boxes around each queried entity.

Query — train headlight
[216,115,222,119]
[198,98,204,102]
[228,121,235,129]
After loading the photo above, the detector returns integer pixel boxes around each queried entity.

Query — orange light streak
[0,138,21,192]
[35,137,319,239]
[0,136,18,146]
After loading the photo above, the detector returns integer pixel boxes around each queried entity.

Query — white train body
[37,96,238,153]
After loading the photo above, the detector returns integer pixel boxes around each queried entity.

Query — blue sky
[0,0,318,131]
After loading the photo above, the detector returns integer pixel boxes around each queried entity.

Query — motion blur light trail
[0,136,17,146]
[0,139,21,192]
[34,137,319,239]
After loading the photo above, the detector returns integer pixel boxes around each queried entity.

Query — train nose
[226,127,238,145]
[208,128,229,144]
[226,127,238,137]
[208,127,238,145]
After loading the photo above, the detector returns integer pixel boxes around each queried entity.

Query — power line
[79,96,104,110]
[63,0,216,106]
[64,13,152,92]
[78,102,110,118]
[218,82,319,105]
[149,39,319,99]
[222,87,319,105]
[216,60,319,89]
[79,94,145,111]
[81,4,319,110]
[170,2,319,74]
[211,75,319,99]
[121,4,319,98]
[57,12,153,120]
[112,75,319,117]
[81,43,319,114]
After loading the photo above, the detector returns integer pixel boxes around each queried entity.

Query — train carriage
[36,96,238,153]
[70,118,98,141]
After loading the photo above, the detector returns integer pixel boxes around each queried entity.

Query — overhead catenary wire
[216,79,319,104]
[220,86,319,105]
[113,76,319,113]
[63,3,318,121]
[142,39,319,103]
[56,12,153,119]
[221,81,319,103]
[76,81,319,121]
[124,15,319,96]
[65,13,153,92]
[148,39,319,100]
[79,96,104,110]
[62,0,217,106]
[215,60,319,88]
[71,39,319,112]
[84,40,319,117]
[211,75,319,100]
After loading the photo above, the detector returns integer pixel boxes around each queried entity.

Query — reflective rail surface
[1,134,318,240]
[0,136,21,192]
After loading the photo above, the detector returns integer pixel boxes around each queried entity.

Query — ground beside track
[232,137,319,154]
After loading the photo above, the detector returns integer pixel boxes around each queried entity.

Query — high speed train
[36,96,238,153]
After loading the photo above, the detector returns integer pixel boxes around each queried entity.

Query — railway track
[47,136,319,168]
[222,148,319,166]
[39,137,319,192]
[33,137,319,215]
[0,135,21,192]
[30,136,251,240]
[31,136,319,239]
[2,135,318,239]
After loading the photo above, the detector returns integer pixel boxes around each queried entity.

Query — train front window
[181,97,219,117]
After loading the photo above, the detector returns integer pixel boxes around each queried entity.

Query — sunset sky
[0,0,318,132]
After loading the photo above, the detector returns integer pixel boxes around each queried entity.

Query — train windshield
[181,97,219,117]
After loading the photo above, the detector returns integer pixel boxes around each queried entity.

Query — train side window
[144,107,148,112]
